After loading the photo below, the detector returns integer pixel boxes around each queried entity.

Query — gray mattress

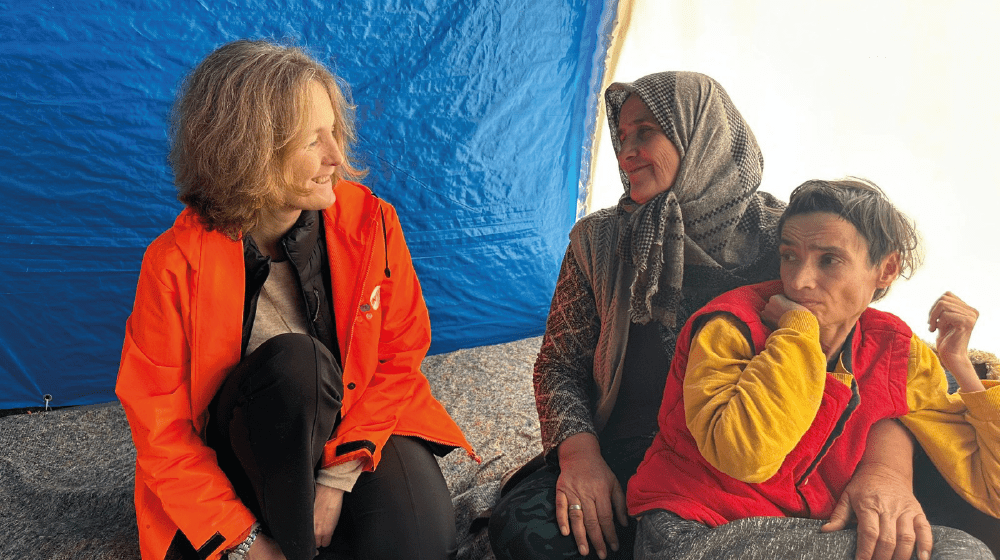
[0,336,543,560]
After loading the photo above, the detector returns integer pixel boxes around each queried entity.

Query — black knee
[211,333,344,488]
[246,333,343,407]
[210,333,341,445]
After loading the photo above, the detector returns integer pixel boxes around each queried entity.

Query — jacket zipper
[342,197,380,370]
[338,195,479,462]
[795,377,860,487]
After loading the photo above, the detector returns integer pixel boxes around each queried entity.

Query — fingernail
[920,551,930,560]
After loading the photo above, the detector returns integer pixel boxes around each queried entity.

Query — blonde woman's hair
[170,39,366,238]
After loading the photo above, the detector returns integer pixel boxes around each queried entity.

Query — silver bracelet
[227,522,262,560]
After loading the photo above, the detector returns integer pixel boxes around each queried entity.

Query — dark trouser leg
[208,333,344,560]
[634,511,995,560]
[328,435,457,560]
[914,443,1000,557]
[488,462,637,560]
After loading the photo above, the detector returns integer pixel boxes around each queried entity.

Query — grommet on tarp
[43,394,52,411]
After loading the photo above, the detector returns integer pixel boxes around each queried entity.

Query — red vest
[627,280,912,525]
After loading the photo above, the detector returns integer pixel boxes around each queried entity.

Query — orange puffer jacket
[116,180,477,560]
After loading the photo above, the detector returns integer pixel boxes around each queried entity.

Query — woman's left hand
[928,292,983,392]
[929,292,977,359]
[314,484,345,550]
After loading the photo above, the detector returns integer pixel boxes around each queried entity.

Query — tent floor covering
[0,336,543,560]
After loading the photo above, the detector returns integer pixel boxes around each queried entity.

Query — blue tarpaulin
[0,1,616,409]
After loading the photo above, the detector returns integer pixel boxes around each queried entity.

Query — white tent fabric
[591,0,1000,351]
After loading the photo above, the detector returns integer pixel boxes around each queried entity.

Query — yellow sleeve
[899,335,1000,517]
[684,310,828,483]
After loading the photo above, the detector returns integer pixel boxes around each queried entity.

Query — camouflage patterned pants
[488,462,637,560]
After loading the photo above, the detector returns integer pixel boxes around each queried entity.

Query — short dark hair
[778,178,922,302]
[170,39,366,239]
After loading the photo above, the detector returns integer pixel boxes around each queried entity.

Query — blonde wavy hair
[170,39,366,238]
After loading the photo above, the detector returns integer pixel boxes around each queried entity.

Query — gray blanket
[0,336,543,560]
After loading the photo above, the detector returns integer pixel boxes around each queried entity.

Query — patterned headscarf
[605,71,784,326]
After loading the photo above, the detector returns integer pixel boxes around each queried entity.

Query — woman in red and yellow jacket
[116,40,476,560]
[627,179,998,560]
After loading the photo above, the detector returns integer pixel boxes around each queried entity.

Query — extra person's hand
[555,432,629,559]
[245,533,287,560]
[821,420,932,560]
[313,484,345,551]
[761,294,810,329]
[928,292,983,392]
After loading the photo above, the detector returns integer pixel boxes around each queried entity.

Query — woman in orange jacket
[116,40,476,560]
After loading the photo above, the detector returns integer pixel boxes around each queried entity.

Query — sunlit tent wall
[590,0,1000,355]
[0,1,619,409]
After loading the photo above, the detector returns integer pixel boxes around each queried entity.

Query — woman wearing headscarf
[489,72,926,560]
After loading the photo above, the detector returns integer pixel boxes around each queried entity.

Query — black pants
[208,333,457,560]
[915,443,1000,557]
